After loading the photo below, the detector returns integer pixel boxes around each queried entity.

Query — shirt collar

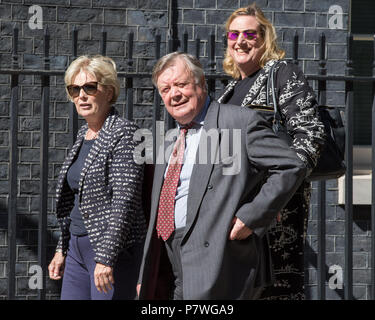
[194,95,210,125]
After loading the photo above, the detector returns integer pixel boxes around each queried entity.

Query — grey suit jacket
[138,100,306,299]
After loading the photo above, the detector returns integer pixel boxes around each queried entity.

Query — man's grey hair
[152,52,207,90]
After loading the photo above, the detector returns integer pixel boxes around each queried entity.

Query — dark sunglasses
[227,30,257,41]
[67,82,98,98]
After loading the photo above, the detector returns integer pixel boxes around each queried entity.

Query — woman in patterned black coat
[218,3,326,299]
[48,55,147,300]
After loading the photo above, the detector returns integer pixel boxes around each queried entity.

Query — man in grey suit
[137,52,306,300]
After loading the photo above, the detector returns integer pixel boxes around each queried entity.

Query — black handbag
[264,61,346,181]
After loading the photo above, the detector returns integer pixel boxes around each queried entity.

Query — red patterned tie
[156,126,190,241]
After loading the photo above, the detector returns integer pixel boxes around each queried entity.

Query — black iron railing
[1,26,375,300]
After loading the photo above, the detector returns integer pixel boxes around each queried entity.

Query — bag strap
[266,61,283,126]
[328,106,345,157]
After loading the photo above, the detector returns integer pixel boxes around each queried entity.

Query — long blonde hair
[223,2,285,79]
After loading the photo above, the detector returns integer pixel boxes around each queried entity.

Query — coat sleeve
[55,216,71,255]
[235,112,307,234]
[276,62,326,172]
[94,124,145,267]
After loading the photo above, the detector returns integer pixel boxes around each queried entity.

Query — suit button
[204,241,209,247]
[83,213,89,219]
[207,184,213,190]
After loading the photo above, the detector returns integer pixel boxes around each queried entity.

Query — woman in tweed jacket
[48,55,146,300]
[218,4,325,299]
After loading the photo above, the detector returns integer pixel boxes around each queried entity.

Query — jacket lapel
[77,109,117,201]
[217,60,277,107]
[217,80,237,103]
[182,101,220,244]
[240,60,277,107]
[55,127,85,201]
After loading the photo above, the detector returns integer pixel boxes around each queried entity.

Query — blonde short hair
[223,2,285,79]
[64,55,120,104]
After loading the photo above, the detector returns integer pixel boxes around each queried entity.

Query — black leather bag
[264,61,346,181]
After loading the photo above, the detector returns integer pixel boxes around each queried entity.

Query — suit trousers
[165,228,185,300]
[61,234,143,300]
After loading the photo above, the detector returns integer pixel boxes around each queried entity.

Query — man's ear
[200,76,207,92]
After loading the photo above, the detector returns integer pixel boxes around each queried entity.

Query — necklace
[85,128,100,140]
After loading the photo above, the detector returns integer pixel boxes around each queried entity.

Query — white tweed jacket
[55,108,146,267]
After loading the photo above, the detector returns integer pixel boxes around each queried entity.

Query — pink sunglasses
[227,30,257,41]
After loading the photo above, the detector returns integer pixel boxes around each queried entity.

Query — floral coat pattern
[218,59,325,171]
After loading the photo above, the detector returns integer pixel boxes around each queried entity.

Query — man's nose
[170,86,181,97]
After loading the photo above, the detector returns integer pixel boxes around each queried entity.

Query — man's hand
[229,217,253,240]
[94,263,114,293]
[48,251,66,280]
